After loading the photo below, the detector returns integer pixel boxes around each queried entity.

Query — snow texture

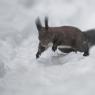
[0,0,95,95]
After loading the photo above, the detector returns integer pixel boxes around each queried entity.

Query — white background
[0,0,95,95]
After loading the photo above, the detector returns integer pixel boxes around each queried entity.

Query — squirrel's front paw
[52,46,57,52]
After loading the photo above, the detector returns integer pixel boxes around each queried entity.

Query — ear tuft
[45,16,48,30]
[35,17,42,31]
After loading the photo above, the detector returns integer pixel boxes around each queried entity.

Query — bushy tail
[83,29,95,47]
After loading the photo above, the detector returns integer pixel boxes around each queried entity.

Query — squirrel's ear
[45,16,48,30]
[35,17,42,31]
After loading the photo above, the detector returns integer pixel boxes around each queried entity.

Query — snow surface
[0,0,95,95]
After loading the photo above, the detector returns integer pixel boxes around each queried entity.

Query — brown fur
[36,17,89,58]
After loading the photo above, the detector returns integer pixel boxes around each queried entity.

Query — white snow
[0,0,95,95]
